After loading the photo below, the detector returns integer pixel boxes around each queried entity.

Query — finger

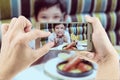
[85,15,94,23]
[8,18,17,31]
[75,51,95,63]
[23,29,51,43]
[85,15,104,31]
[1,24,9,36]
[12,16,32,32]
[24,26,32,32]
[34,42,54,59]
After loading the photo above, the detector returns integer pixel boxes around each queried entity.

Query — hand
[0,16,54,80]
[80,15,119,64]
[63,35,68,42]
[54,37,58,43]
[83,15,120,80]
[54,37,58,46]
[72,15,119,65]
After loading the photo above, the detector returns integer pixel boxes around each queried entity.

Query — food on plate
[69,69,81,73]
[57,56,93,77]
[62,57,81,72]
[57,58,93,73]
[63,42,77,50]
[77,63,92,72]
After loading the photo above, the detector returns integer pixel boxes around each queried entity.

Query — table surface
[14,64,52,80]
[14,57,97,80]
[13,46,120,80]
[44,57,97,80]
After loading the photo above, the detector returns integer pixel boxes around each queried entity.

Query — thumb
[1,24,9,36]
[34,42,54,59]
[75,51,95,63]
[85,15,94,23]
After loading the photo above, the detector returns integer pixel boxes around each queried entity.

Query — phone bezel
[35,22,94,52]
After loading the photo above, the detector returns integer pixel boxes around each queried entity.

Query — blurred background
[0,0,120,80]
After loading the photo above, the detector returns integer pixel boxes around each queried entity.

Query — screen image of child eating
[48,23,71,47]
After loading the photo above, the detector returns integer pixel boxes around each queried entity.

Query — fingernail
[86,53,94,59]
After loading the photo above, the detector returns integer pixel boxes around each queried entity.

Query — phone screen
[35,22,93,52]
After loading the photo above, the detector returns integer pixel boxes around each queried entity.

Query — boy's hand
[63,35,68,42]
[54,38,58,45]
[0,16,54,80]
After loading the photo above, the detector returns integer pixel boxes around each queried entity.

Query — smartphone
[35,22,94,52]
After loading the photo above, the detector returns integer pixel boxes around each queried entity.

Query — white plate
[44,57,97,80]
[14,66,52,80]
[50,43,68,50]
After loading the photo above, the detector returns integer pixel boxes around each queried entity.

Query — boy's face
[54,24,65,37]
[37,5,63,22]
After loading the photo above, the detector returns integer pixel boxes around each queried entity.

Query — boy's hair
[53,23,66,30]
[34,0,67,21]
